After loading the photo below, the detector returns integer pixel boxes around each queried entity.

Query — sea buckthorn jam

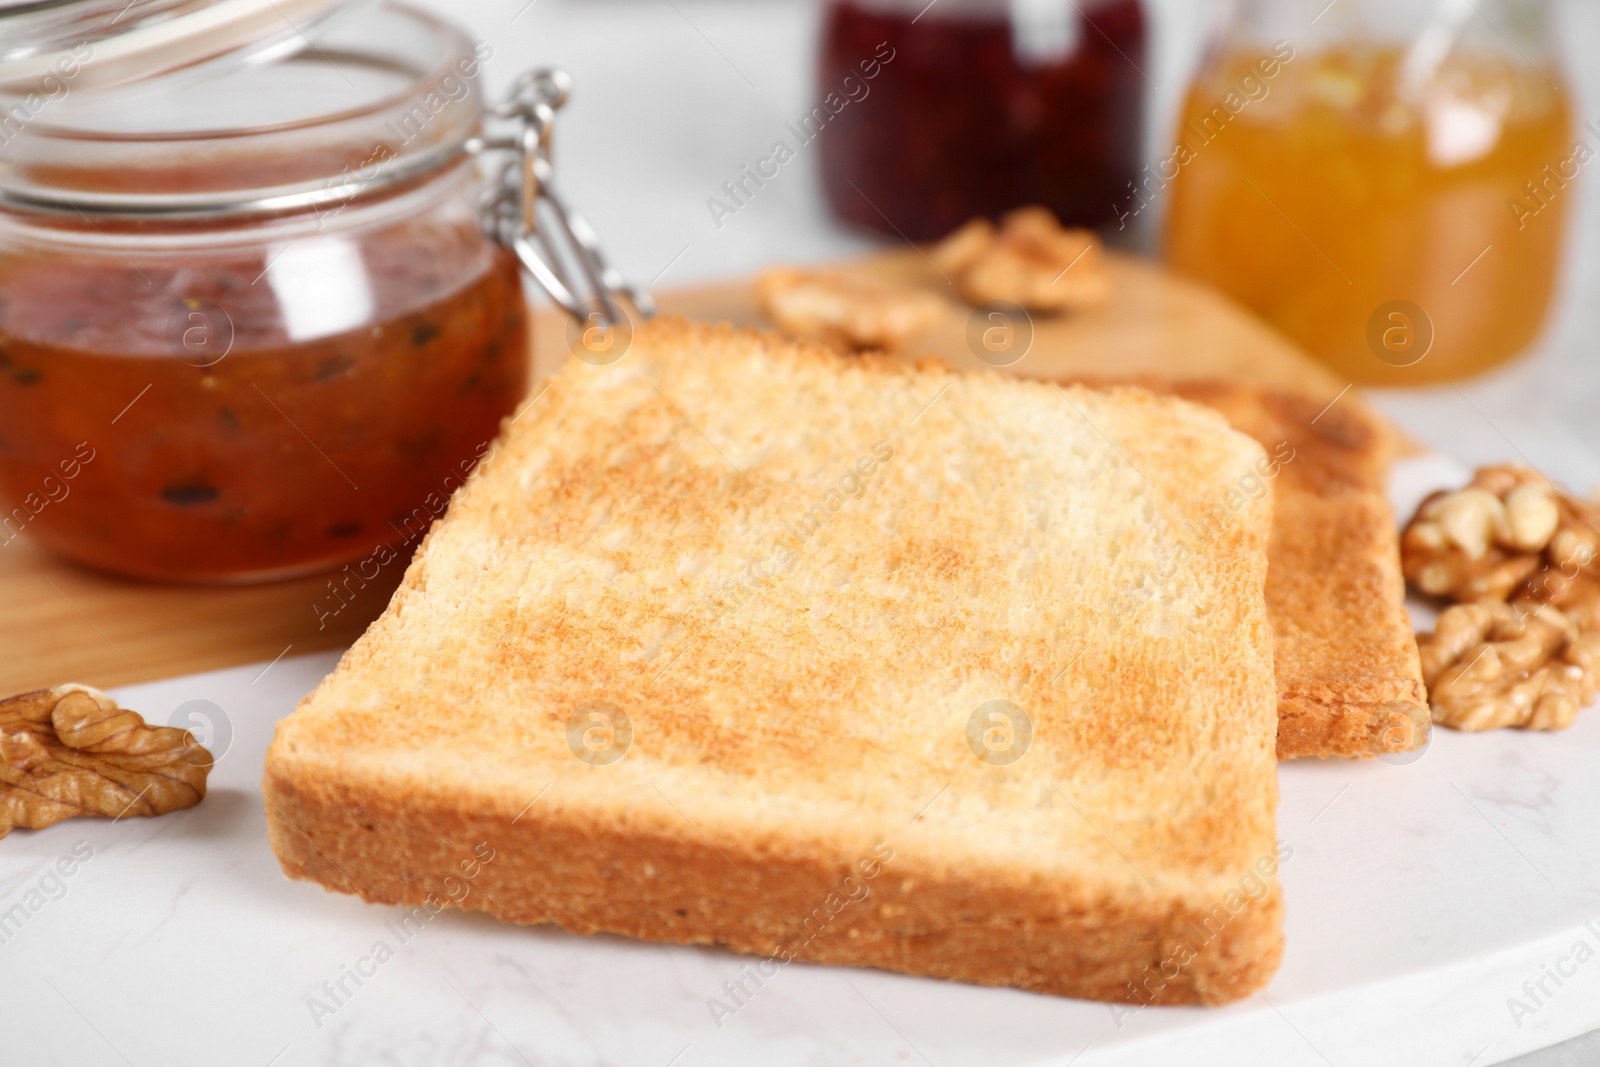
[0,218,528,581]
[0,5,635,584]
[0,2,567,584]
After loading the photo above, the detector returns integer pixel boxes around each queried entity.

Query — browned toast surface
[265,319,1284,1004]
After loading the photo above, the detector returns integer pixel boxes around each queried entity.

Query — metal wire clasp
[468,69,655,329]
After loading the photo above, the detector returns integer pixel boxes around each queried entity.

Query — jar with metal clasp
[0,0,649,582]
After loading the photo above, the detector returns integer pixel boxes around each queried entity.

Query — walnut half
[1418,601,1600,732]
[1401,464,1599,604]
[755,268,949,353]
[0,684,213,839]
[929,207,1112,315]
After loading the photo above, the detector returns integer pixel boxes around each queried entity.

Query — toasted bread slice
[1166,383,1427,759]
[264,319,1284,1005]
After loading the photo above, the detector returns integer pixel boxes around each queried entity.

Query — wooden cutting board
[0,252,1348,694]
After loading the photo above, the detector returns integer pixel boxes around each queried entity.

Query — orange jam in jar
[0,4,554,582]
[1165,36,1573,385]
[0,221,526,581]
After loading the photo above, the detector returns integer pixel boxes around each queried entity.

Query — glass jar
[0,2,641,582]
[817,0,1148,242]
[1164,0,1573,385]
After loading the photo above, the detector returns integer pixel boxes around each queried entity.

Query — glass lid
[0,0,353,93]
[0,1,485,218]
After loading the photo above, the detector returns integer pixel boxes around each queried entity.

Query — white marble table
[5,459,1599,1066]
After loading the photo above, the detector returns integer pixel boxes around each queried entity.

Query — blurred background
[6,0,1597,589]
[435,0,1600,486]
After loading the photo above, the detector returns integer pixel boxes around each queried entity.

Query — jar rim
[0,0,352,97]
[0,1,487,219]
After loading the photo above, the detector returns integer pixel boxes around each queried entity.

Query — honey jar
[0,0,646,581]
[1164,0,1573,384]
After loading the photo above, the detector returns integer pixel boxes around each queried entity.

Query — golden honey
[1165,44,1575,384]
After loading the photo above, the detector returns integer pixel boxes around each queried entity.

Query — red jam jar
[817,0,1149,241]
[0,3,641,583]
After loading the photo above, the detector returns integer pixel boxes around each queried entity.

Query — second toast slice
[1169,383,1428,759]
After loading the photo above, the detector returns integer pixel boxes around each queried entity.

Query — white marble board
[2,454,1598,1067]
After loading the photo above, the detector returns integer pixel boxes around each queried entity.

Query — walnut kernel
[1402,465,1600,606]
[1419,601,1600,732]
[929,207,1112,315]
[0,684,213,839]
[755,268,948,352]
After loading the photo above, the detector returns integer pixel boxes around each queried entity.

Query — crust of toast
[265,767,1284,1004]
[265,319,1284,1005]
[1167,383,1427,760]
